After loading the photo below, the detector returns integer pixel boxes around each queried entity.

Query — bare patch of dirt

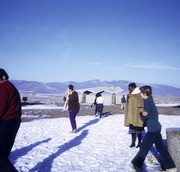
[21,104,180,123]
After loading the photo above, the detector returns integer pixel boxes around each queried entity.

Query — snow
[21,103,180,110]
[10,113,180,172]
[22,104,63,110]
[156,103,180,107]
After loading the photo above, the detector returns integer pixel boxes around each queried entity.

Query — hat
[68,84,74,90]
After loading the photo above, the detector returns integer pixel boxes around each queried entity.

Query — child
[129,86,177,172]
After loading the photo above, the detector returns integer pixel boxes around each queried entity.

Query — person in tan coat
[124,83,144,148]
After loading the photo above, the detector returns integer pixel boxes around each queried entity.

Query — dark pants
[96,104,103,117]
[131,130,176,170]
[0,118,21,172]
[69,110,79,130]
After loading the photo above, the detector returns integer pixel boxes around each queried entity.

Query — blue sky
[0,0,180,88]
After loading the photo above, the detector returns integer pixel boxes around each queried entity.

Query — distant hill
[10,79,180,96]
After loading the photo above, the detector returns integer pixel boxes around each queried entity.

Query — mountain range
[10,79,180,96]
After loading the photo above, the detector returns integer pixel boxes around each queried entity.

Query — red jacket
[0,80,22,121]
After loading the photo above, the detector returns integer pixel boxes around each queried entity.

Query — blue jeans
[131,130,176,169]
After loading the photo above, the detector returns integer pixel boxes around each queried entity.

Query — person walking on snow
[95,93,104,118]
[129,86,177,172]
[63,84,80,133]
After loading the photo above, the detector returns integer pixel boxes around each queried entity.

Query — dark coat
[68,91,80,111]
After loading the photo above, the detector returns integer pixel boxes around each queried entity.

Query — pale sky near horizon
[0,0,180,88]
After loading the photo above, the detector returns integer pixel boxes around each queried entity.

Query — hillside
[11,79,180,96]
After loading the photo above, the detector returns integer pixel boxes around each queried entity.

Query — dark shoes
[136,143,141,148]
[128,163,141,171]
[130,142,135,147]
[130,143,141,148]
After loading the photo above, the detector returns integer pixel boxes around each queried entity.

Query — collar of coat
[131,87,140,94]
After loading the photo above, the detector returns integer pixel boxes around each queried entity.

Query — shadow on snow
[29,130,89,172]
[29,117,101,171]
[77,118,100,132]
[10,138,52,164]
[10,117,101,171]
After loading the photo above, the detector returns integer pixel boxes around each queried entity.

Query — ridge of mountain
[10,79,180,96]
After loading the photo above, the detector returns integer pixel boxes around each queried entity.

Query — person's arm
[140,99,151,121]
[0,87,8,118]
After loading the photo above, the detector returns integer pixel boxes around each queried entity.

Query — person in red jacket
[0,68,22,172]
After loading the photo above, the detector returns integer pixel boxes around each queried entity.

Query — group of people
[63,82,177,171]
[0,68,177,172]
[125,83,177,172]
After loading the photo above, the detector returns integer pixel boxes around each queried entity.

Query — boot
[136,133,142,148]
[130,133,136,147]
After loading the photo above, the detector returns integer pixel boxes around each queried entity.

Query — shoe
[165,168,178,172]
[130,143,135,147]
[95,113,99,117]
[128,163,140,171]
[136,143,141,148]
[70,129,77,133]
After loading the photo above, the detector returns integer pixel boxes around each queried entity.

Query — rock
[166,128,180,172]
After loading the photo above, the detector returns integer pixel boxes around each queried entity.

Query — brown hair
[140,86,152,97]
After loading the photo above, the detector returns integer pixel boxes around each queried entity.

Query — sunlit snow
[10,108,179,172]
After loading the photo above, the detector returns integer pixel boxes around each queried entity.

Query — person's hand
[66,89,71,95]
[142,111,148,116]
[127,93,131,99]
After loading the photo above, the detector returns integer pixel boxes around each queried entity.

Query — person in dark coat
[121,95,126,109]
[129,86,177,172]
[0,68,21,172]
[64,84,80,133]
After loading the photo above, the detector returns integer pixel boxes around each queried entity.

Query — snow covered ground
[22,104,63,110]
[156,103,180,107]
[10,111,179,172]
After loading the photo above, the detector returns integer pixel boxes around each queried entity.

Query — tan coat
[124,93,144,127]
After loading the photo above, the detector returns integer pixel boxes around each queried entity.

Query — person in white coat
[95,93,104,118]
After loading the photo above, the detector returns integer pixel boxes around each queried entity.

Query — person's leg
[0,119,21,172]
[95,104,98,116]
[69,110,79,131]
[95,104,99,116]
[122,103,125,109]
[131,131,156,168]
[154,131,176,170]
[96,104,101,117]
[99,104,103,118]
[130,130,136,147]
[136,131,142,148]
